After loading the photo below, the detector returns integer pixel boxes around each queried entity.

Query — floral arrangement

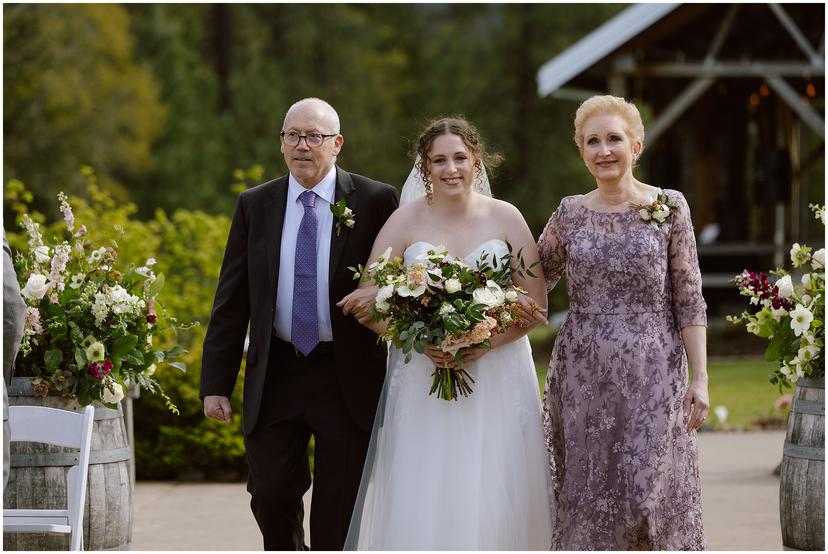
[728,204,825,388]
[630,189,678,228]
[353,244,536,400]
[13,192,185,412]
[331,199,355,236]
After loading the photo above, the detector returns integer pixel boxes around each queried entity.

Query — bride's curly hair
[413,117,503,198]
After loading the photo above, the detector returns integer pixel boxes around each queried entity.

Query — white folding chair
[3,405,94,551]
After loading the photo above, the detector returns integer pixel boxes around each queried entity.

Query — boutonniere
[331,199,355,236]
[630,190,678,228]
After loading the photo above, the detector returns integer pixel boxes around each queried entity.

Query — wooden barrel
[3,377,133,550]
[779,375,824,551]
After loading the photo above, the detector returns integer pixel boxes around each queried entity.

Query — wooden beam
[704,4,739,65]
[628,61,825,78]
[646,77,715,147]
[765,76,826,139]
[768,3,823,66]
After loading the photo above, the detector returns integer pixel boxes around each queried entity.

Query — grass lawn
[533,357,790,431]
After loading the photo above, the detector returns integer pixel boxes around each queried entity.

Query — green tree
[3,4,165,217]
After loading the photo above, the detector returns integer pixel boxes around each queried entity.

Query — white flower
[445,278,462,294]
[143,364,157,376]
[396,284,426,298]
[21,274,49,300]
[652,204,671,223]
[504,289,518,302]
[439,303,456,316]
[92,293,108,325]
[146,257,157,266]
[88,247,107,265]
[135,266,151,277]
[798,344,820,363]
[102,380,125,404]
[639,209,651,221]
[812,248,824,270]
[790,305,814,337]
[790,243,811,267]
[780,362,797,383]
[746,320,761,335]
[774,274,794,299]
[472,280,505,308]
[34,245,51,264]
[368,247,393,271]
[801,273,814,291]
[375,284,394,312]
[86,342,106,362]
[69,274,84,289]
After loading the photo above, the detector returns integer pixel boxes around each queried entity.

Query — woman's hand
[454,346,490,367]
[423,345,454,368]
[515,293,548,327]
[683,378,709,432]
[337,285,378,324]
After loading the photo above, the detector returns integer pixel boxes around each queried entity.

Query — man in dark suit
[201,98,398,550]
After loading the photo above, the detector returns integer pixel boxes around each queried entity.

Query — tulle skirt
[345,336,554,550]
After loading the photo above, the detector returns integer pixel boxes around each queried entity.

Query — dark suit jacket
[200,167,399,435]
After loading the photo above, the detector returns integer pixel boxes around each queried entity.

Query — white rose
[375,284,394,312]
[774,274,794,299]
[34,245,51,264]
[504,289,518,302]
[472,281,505,308]
[102,381,125,404]
[812,248,825,270]
[652,205,671,223]
[445,278,462,294]
[21,274,49,300]
[639,209,651,221]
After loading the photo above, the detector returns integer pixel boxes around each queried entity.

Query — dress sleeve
[537,200,567,292]
[668,192,707,328]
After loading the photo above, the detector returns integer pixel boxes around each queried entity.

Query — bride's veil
[399,155,493,205]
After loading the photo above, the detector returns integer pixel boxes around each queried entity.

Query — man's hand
[204,395,232,423]
[337,285,378,324]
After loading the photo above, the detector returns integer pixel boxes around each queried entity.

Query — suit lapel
[263,176,289,295]
[329,166,357,286]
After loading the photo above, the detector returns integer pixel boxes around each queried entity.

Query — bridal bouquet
[352,244,536,401]
[727,204,825,388]
[13,191,185,411]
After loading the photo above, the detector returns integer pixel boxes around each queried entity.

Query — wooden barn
[536,3,825,316]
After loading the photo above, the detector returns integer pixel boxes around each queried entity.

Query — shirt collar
[288,165,337,206]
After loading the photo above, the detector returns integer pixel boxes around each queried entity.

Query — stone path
[132,431,785,550]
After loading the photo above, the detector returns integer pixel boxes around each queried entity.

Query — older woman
[538,95,709,550]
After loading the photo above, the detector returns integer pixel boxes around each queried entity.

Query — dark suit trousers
[244,337,371,551]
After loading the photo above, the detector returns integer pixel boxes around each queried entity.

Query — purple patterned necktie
[291,190,320,356]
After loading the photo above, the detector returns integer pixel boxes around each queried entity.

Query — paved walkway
[133,431,785,550]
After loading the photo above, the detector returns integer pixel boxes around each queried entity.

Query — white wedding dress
[345,239,554,550]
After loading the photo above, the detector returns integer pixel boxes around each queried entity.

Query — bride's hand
[337,285,378,324]
[515,293,548,327]
[424,345,455,368]
[454,346,489,367]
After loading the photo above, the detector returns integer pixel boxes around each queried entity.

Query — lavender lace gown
[537,189,707,550]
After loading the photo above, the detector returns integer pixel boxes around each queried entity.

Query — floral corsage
[630,190,678,228]
[331,199,355,236]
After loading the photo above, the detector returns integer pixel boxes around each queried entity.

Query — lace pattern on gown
[537,189,707,550]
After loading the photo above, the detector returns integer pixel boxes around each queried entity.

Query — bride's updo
[414,117,502,193]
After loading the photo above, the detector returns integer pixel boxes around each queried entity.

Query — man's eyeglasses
[280,130,339,147]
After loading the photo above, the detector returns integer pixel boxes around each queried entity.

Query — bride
[338,117,554,550]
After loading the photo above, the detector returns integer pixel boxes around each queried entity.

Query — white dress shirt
[273,165,336,343]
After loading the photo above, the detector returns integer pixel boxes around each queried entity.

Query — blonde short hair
[573,95,644,154]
